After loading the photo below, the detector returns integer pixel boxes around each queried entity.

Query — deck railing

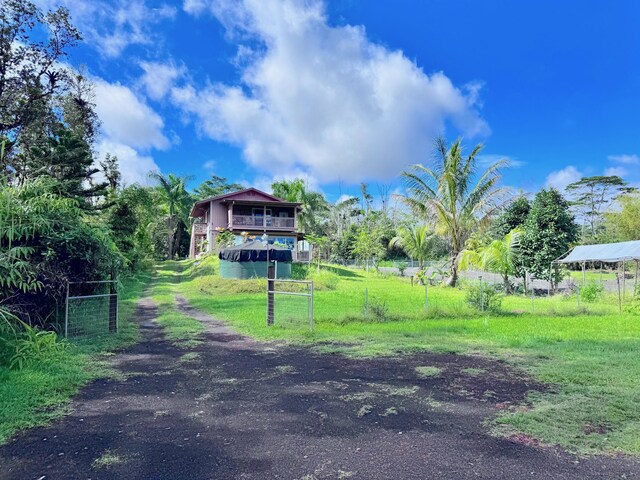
[231,215,295,229]
[193,223,207,234]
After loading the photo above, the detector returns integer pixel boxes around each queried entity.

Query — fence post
[530,274,535,313]
[479,275,484,312]
[576,285,580,308]
[267,265,275,326]
[64,281,69,338]
[109,273,118,333]
[616,273,622,313]
[310,280,314,332]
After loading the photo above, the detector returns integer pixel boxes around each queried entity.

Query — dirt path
[1,296,638,479]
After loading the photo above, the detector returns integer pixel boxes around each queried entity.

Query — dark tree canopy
[520,188,579,283]
[493,195,530,237]
[194,175,242,200]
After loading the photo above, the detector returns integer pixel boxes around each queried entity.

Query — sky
[35,0,640,201]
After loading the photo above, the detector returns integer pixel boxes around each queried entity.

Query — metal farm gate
[64,280,119,338]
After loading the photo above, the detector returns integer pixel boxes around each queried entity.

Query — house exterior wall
[189,189,306,259]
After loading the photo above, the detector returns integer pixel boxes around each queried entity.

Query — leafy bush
[465,282,503,312]
[580,281,604,303]
[367,300,389,322]
[0,179,124,327]
[396,261,408,276]
[624,284,640,315]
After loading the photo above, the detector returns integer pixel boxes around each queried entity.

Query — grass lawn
[169,256,640,455]
[0,270,153,445]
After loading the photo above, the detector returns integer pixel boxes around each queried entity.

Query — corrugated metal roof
[557,240,640,263]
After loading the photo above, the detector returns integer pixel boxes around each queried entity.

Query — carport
[552,240,640,303]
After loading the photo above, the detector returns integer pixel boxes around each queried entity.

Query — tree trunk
[167,215,175,259]
[174,222,182,259]
[445,253,459,287]
[503,273,511,294]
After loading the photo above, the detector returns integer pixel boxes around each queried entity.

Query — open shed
[218,240,292,279]
[553,239,640,296]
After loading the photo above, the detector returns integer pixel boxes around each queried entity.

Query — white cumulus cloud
[139,61,185,101]
[604,166,628,178]
[176,0,490,184]
[96,140,159,186]
[608,154,639,165]
[94,80,170,150]
[545,166,582,191]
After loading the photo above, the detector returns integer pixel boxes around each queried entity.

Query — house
[189,188,310,260]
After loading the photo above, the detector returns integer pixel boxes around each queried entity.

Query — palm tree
[460,229,522,293]
[400,137,508,286]
[149,172,193,258]
[388,225,434,268]
[271,178,328,234]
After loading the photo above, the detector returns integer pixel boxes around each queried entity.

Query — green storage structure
[218,240,292,279]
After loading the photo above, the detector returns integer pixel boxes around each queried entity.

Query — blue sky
[39,0,640,201]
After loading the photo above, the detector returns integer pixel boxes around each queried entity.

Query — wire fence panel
[268,279,314,331]
[65,281,118,338]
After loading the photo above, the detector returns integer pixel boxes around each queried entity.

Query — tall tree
[0,1,80,141]
[565,175,632,241]
[149,173,193,258]
[194,175,242,199]
[271,178,328,235]
[520,188,579,286]
[26,128,108,207]
[493,195,530,237]
[400,137,508,286]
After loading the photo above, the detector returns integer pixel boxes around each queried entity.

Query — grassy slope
[174,256,640,455]
[0,270,152,444]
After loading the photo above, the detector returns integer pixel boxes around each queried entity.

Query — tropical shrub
[465,282,503,312]
[580,281,604,303]
[0,178,124,327]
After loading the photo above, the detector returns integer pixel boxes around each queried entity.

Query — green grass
[151,262,204,347]
[415,366,442,378]
[171,256,640,455]
[0,270,153,445]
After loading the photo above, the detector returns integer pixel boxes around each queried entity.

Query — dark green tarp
[218,239,293,262]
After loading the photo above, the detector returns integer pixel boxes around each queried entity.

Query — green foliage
[4,321,66,371]
[400,137,508,286]
[214,230,235,250]
[580,281,604,303]
[493,195,530,237]
[194,175,242,200]
[460,229,522,293]
[149,173,194,259]
[565,175,630,241]
[604,192,640,242]
[0,178,124,326]
[465,282,503,312]
[388,225,434,267]
[271,178,329,235]
[520,188,579,284]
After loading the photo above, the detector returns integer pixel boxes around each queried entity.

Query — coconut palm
[388,225,434,268]
[149,172,193,258]
[460,229,522,293]
[400,137,508,286]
